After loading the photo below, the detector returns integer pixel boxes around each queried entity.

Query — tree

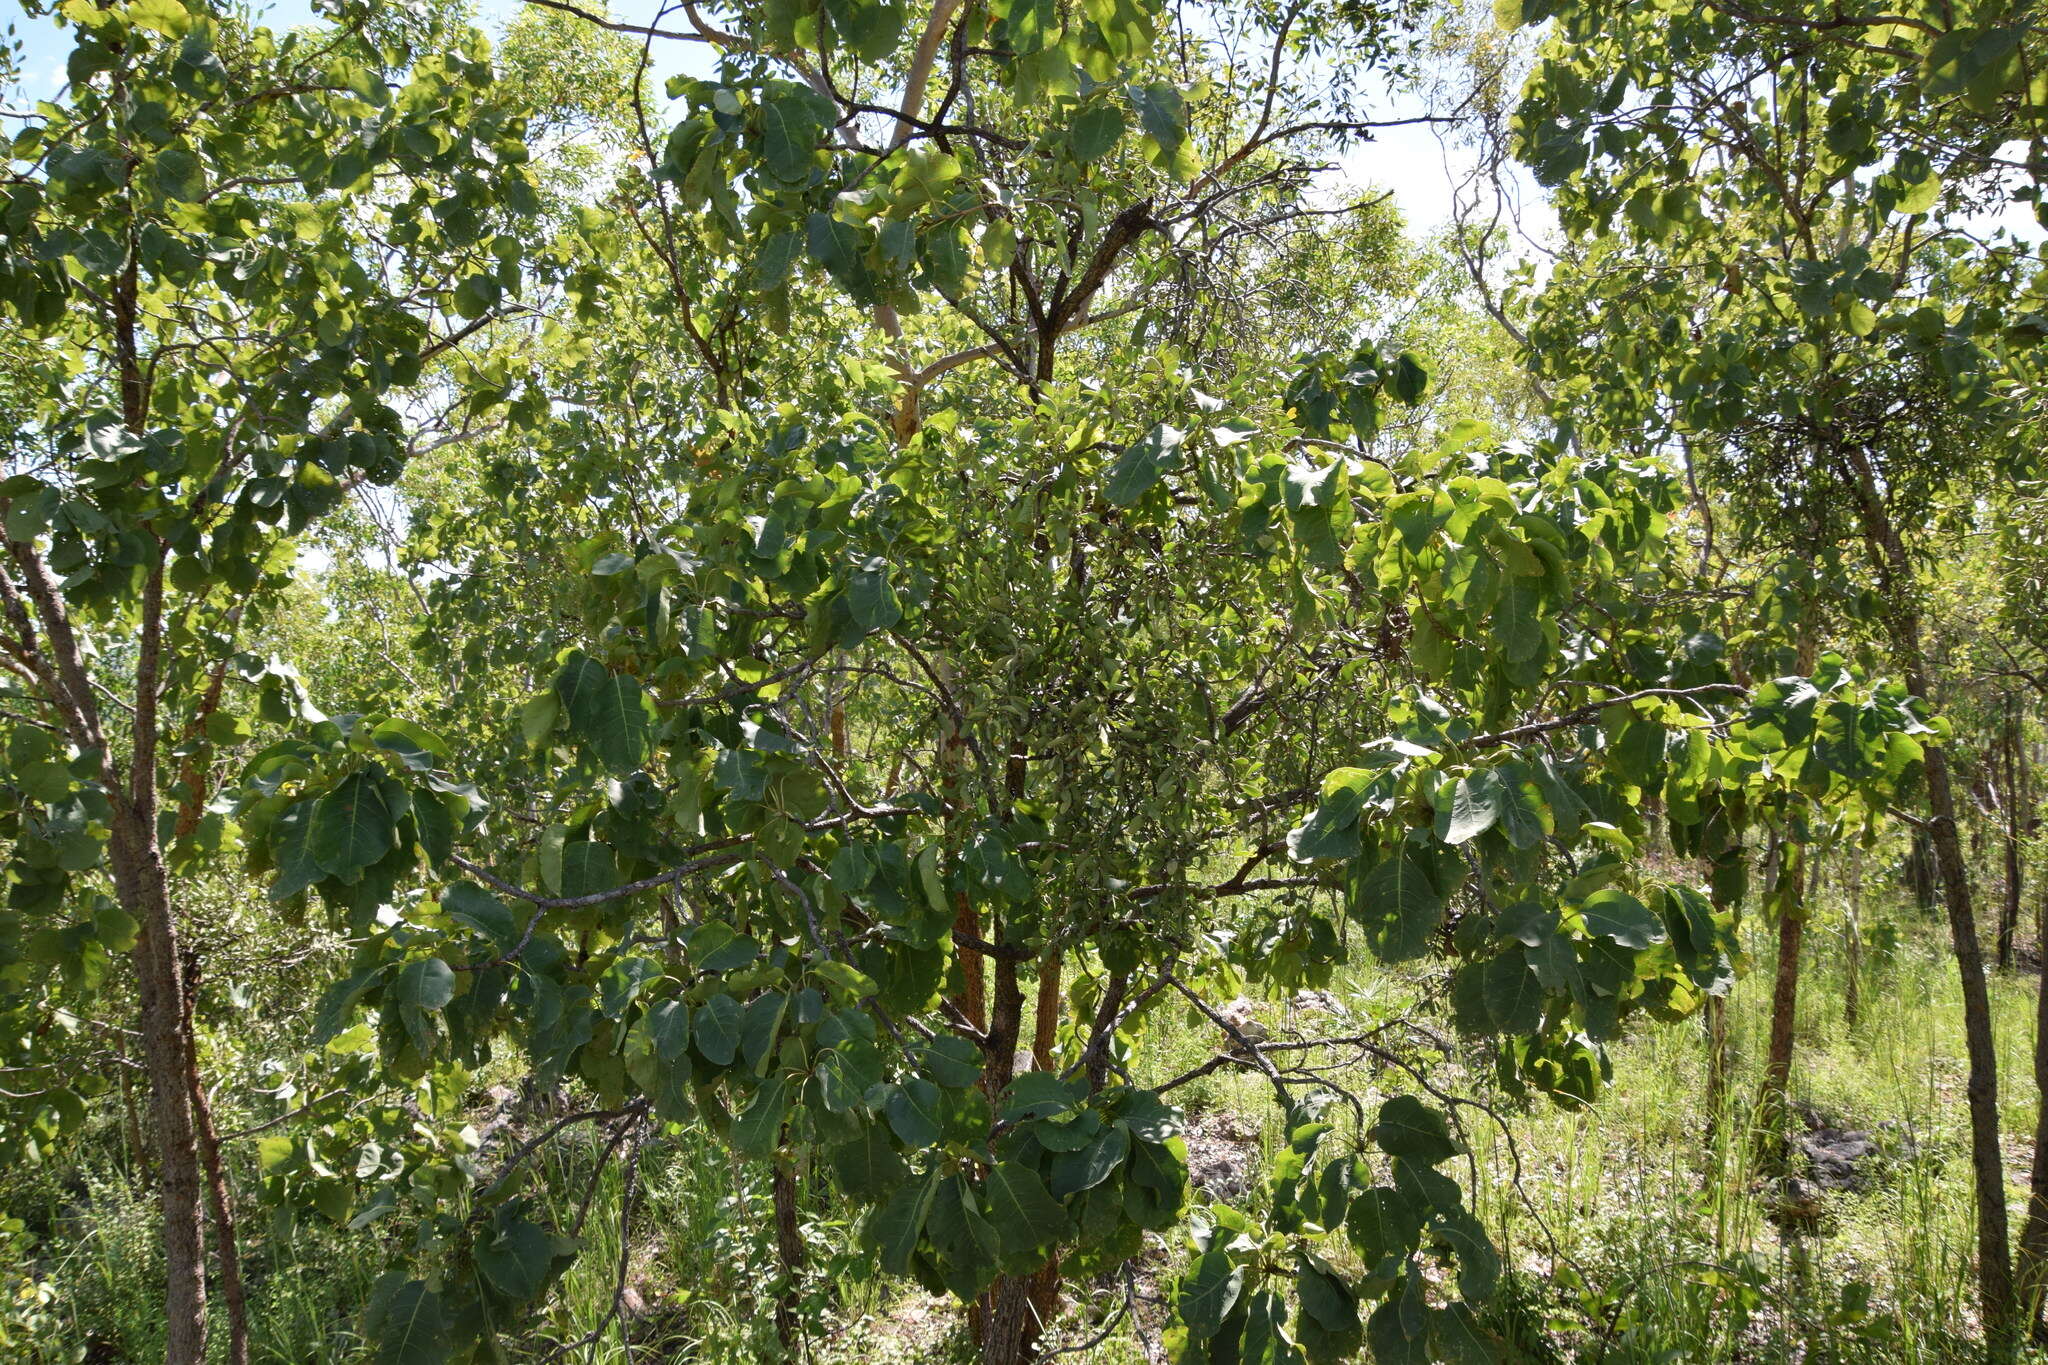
[220,2,1911,1360]
[0,4,560,1360]
[1508,0,2047,1346]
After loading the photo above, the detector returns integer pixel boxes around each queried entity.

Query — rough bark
[1759,841,1807,1149]
[1844,845,1863,1032]
[1031,953,1061,1071]
[772,1152,806,1358]
[972,956,1060,1361]
[110,815,208,1365]
[1999,699,2025,970]
[978,1268,1054,1365]
[1844,446,2014,1352]
[2021,848,2048,1341]
[191,1073,249,1365]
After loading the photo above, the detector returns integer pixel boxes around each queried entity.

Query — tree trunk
[1844,846,1863,1032]
[110,819,209,1365]
[2021,863,2048,1339]
[1759,840,1807,1149]
[772,1152,806,1359]
[1926,735,2018,1354]
[978,1267,1056,1365]
[192,1079,249,1365]
[2001,697,2025,970]
[1844,448,2014,1353]
[1704,996,1731,1149]
[1031,953,1061,1071]
[1908,826,1939,912]
[972,956,1058,1362]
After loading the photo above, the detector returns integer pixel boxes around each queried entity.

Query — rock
[1184,1113,1258,1202]
[1795,1125,1880,1192]
[1791,1102,1898,1193]
[1771,1175,1826,1227]
[1217,998,1269,1047]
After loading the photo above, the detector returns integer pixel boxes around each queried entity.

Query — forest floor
[13,878,2048,1364]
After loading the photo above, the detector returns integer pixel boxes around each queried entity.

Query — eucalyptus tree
[1507,0,2047,1345]
[0,4,565,1361]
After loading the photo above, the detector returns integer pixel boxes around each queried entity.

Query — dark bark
[1844,447,2014,1353]
[110,812,208,1365]
[190,1067,249,1365]
[772,1153,806,1358]
[1907,826,1939,912]
[978,1268,1055,1365]
[2021,854,2048,1340]
[972,953,1061,1361]
[1999,698,2025,970]
[1758,841,1806,1161]
[1844,846,1863,1032]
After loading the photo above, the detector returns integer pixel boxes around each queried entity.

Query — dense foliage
[1,0,2044,1362]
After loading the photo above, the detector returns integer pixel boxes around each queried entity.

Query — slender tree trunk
[110,820,208,1365]
[1031,953,1061,1071]
[1925,735,2018,1354]
[1704,996,1731,1148]
[1701,805,1746,1151]
[1908,826,1939,912]
[772,1152,806,1359]
[192,1078,249,1365]
[2001,698,2025,970]
[2021,839,2048,1340]
[1759,841,1807,1150]
[973,956,1056,1362]
[1844,846,1863,1032]
[937,656,985,1031]
[1844,449,2014,1354]
[1026,950,1064,1337]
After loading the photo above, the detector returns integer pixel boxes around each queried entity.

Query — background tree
[1509,0,2048,1344]
[0,4,564,1360]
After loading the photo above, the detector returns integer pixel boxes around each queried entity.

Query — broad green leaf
[1435,768,1504,846]
[1481,951,1544,1034]
[1177,1247,1244,1340]
[695,994,743,1066]
[1348,852,1441,962]
[394,958,454,1012]
[552,652,656,774]
[647,999,691,1063]
[847,557,902,632]
[1368,1095,1459,1167]
[1579,888,1663,950]
[442,882,517,953]
[830,1122,907,1198]
[885,1077,944,1149]
[1104,422,1186,506]
[1000,1070,1080,1120]
[865,1170,940,1274]
[476,1218,554,1301]
[982,1161,1069,1273]
[1050,1119,1130,1197]
[365,1276,448,1365]
[733,1074,792,1157]
[309,770,399,878]
[1288,769,1377,861]
[1070,103,1126,162]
